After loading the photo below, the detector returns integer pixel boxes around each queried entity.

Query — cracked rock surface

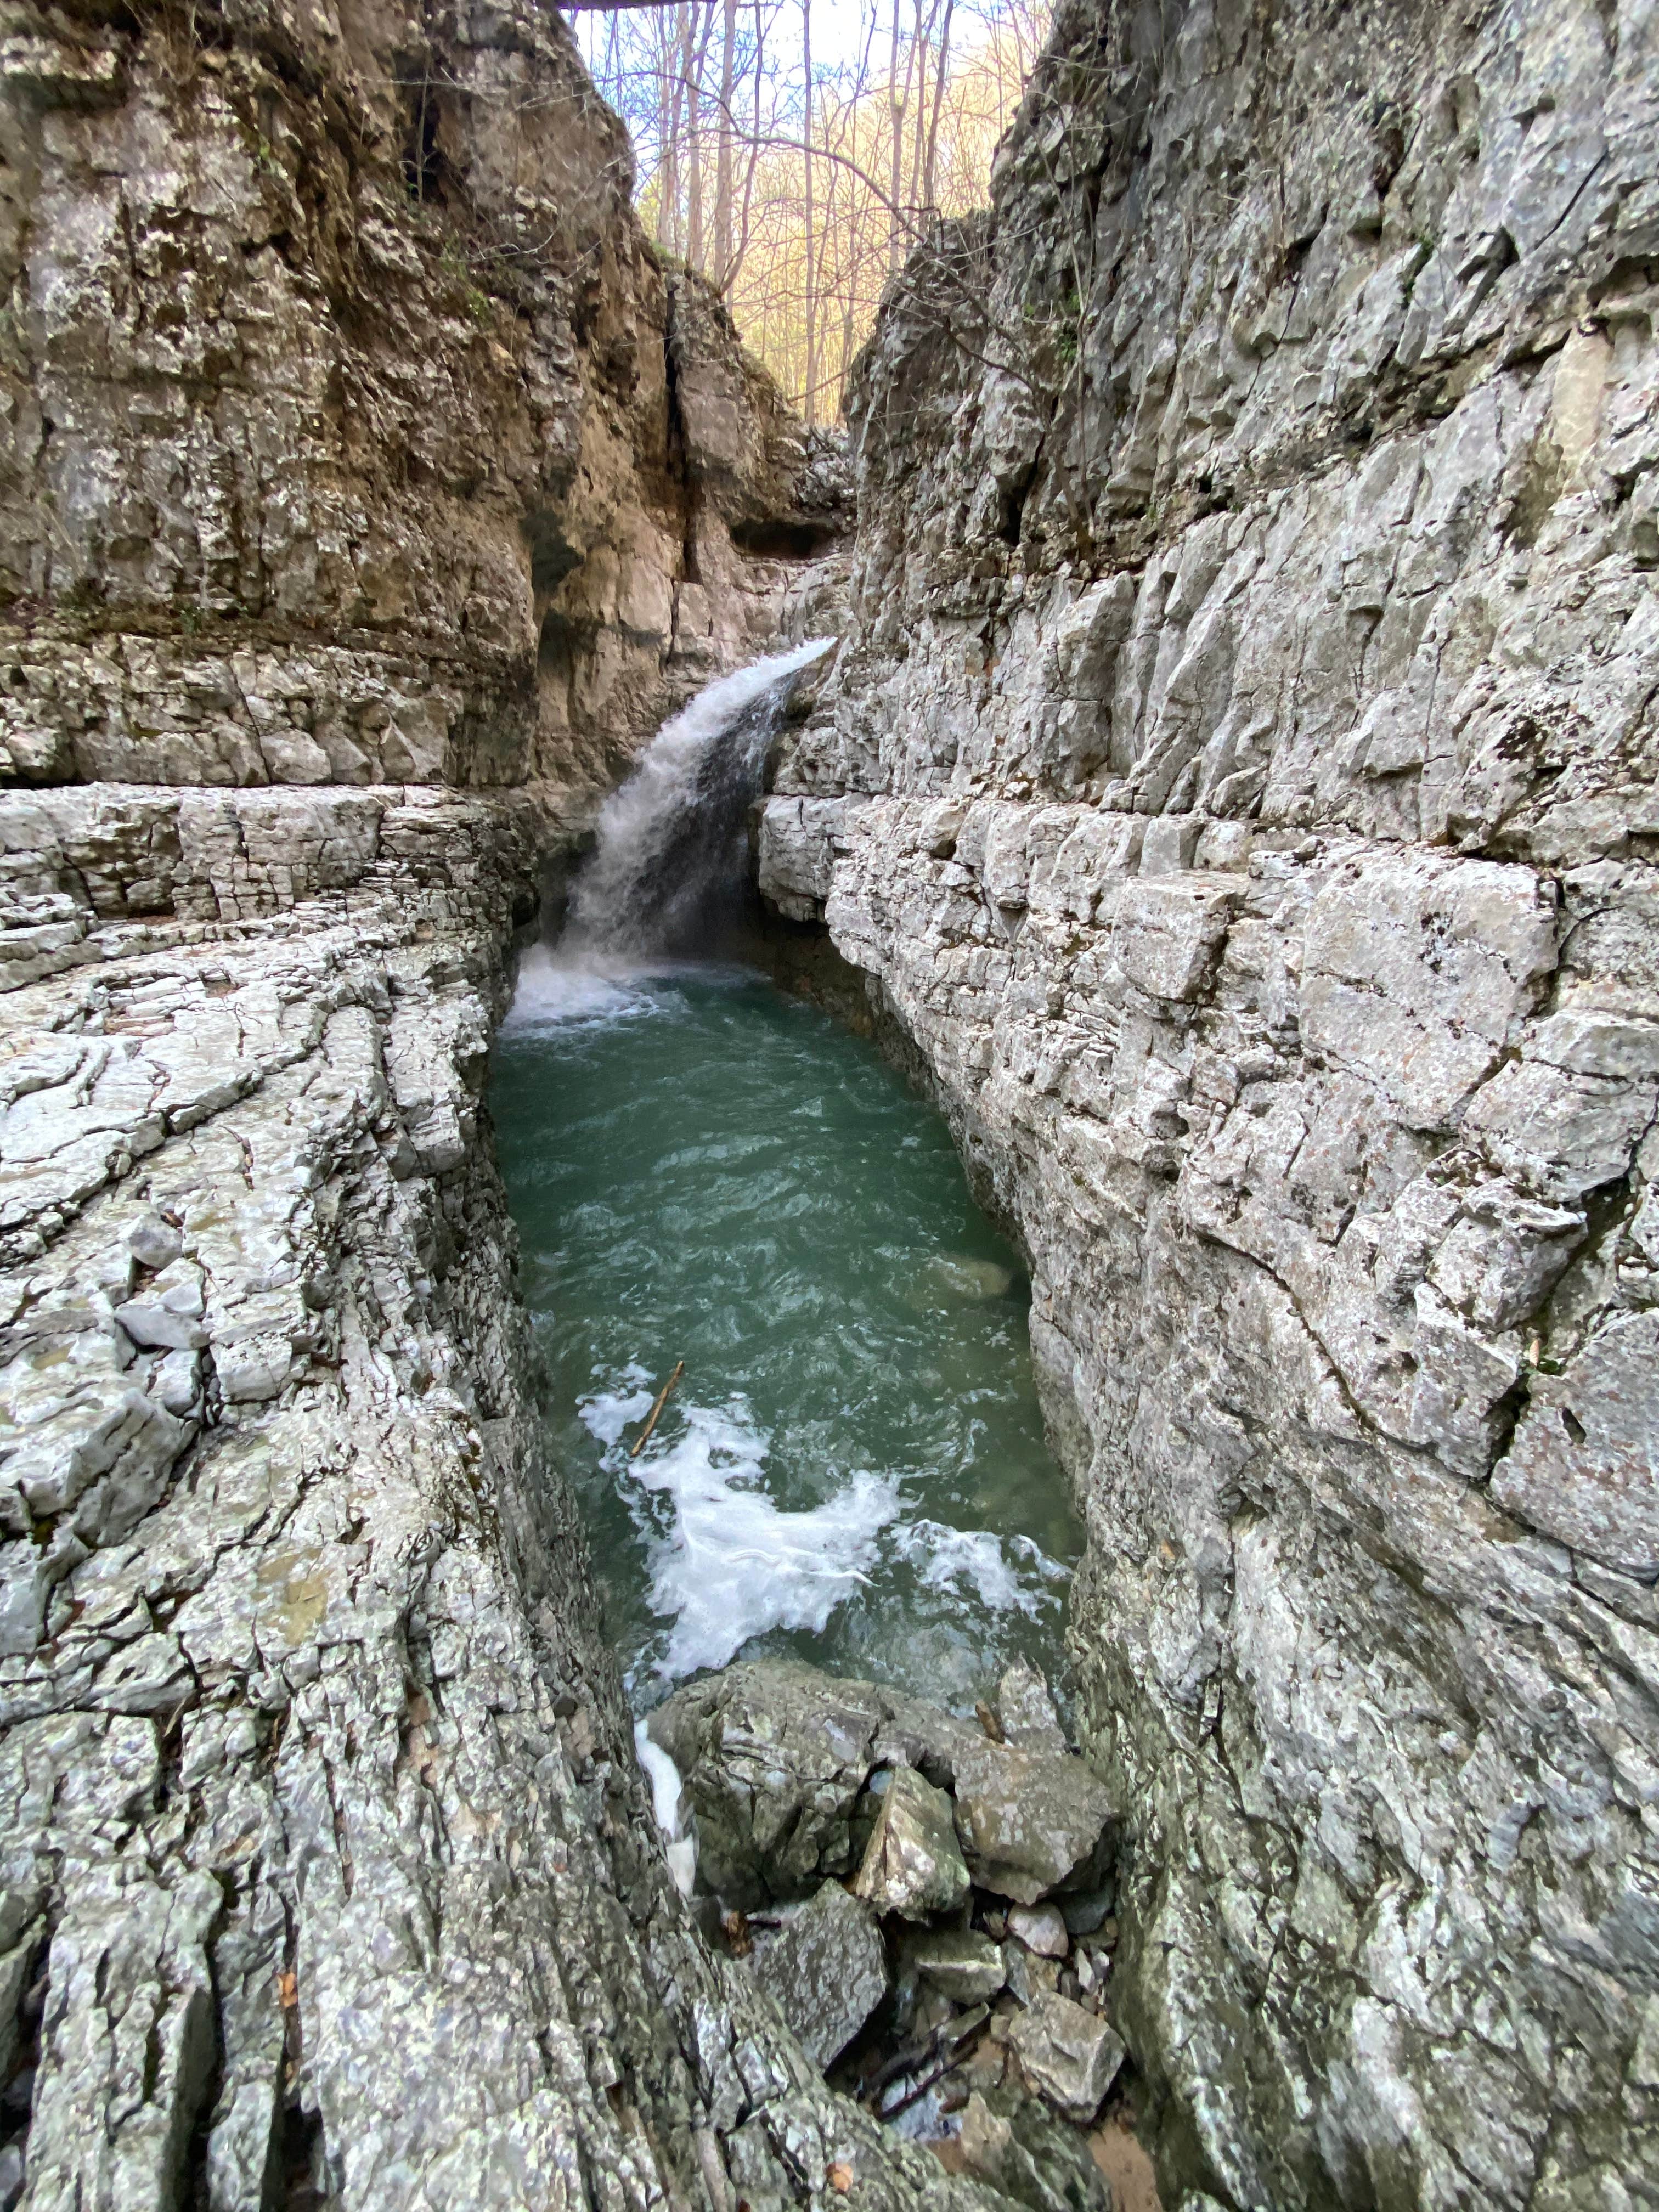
[0,0,975,2206]
[759,0,1659,2204]
[0,786,986,2212]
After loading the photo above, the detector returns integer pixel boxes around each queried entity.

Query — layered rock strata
[0,0,843,795]
[759,1,1659,2205]
[0,786,980,2212]
[0,3,978,2209]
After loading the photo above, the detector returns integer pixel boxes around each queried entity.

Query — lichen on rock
[757,0,1659,2204]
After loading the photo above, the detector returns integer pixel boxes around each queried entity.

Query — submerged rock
[1011,1994,1126,2124]
[854,1763,972,1921]
[754,1883,889,2069]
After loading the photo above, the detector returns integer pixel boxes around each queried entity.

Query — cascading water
[493,643,1081,1715]
[567,637,836,955]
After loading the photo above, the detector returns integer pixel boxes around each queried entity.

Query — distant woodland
[565,0,1051,422]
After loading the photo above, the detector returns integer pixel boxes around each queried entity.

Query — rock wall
[759,1,1659,2205]
[0,0,843,794]
[0,784,981,2212]
[0,5,973,2210]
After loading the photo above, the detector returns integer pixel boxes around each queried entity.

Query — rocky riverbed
[646,1657,1132,2171]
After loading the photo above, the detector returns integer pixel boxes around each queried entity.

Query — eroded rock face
[0,4,980,2209]
[0,788,988,2212]
[759,0,1659,2204]
[0,0,844,797]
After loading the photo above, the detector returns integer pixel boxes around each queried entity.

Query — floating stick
[630,1361,684,1459]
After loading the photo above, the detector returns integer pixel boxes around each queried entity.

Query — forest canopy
[566,0,1052,422]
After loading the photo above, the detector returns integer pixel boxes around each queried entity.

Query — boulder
[650,1660,1113,1911]
[1010,1992,1126,2123]
[997,1661,1070,1756]
[853,1764,970,1921]
[1007,1904,1069,1959]
[950,1737,1114,1905]
[957,2088,1114,2212]
[647,1663,899,1906]
[754,1883,889,2070]
[902,1928,1007,2004]
[647,1660,983,1905]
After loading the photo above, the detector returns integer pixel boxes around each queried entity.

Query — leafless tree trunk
[922,0,952,210]
[656,3,688,251]
[685,0,715,267]
[802,0,815,422]
[887,0,906,271]
[713,0,736,281]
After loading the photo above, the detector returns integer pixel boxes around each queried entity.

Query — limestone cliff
[0,0,841,795]
[0,5,968,2210]
[760,1,1659,2204]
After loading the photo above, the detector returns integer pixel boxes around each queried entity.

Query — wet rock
[654,1660,1113,1913]
[902,1928,1007,2005]
[1005,1947,1062,2010]
[949,1738,1114,1905]
[754,1884,889,2070]
[998,1662,1069,1756]
[648,1663,898,1905]
[1007,1905,1070,1959]
[649,1660,985,1904]
[957,2087,1113,2212]
[853,1763,971,1921]
[1010,1994,1126,2124]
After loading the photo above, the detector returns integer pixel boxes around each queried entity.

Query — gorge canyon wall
[760,0,1659,2205]
[0,5,952,2209]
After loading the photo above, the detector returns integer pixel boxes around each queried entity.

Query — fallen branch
[863,2003,989,2107]
[631,1361,685,1459]
[877,2050,969,2122]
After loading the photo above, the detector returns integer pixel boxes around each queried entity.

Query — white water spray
[567,637,835,954]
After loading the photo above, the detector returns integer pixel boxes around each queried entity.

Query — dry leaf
[276,1971,298,2010]
[827,2164,854,2193]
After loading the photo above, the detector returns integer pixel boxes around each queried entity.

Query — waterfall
[565,638,835,956]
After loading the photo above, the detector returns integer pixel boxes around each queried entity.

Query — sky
[571,0,1008,101]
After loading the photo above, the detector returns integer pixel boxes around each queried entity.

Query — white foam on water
[620,1395,900,1680]
[579,1366,655,1446]
[502,944,668,1034]
[894,1520,1066,1616]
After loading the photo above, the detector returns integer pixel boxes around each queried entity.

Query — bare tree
[569,0,1051,418]
[713,0,737,280]
[800,0,815,424]
[923,0,953,208]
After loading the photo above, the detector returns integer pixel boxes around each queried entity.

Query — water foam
[894,1520,1068,1616]
[581,1378,900,1681]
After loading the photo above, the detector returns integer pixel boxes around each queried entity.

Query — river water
[492,949,1081,1714]
[490,642,1080,1715]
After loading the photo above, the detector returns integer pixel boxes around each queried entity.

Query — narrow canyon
[0,0,1654,2208]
